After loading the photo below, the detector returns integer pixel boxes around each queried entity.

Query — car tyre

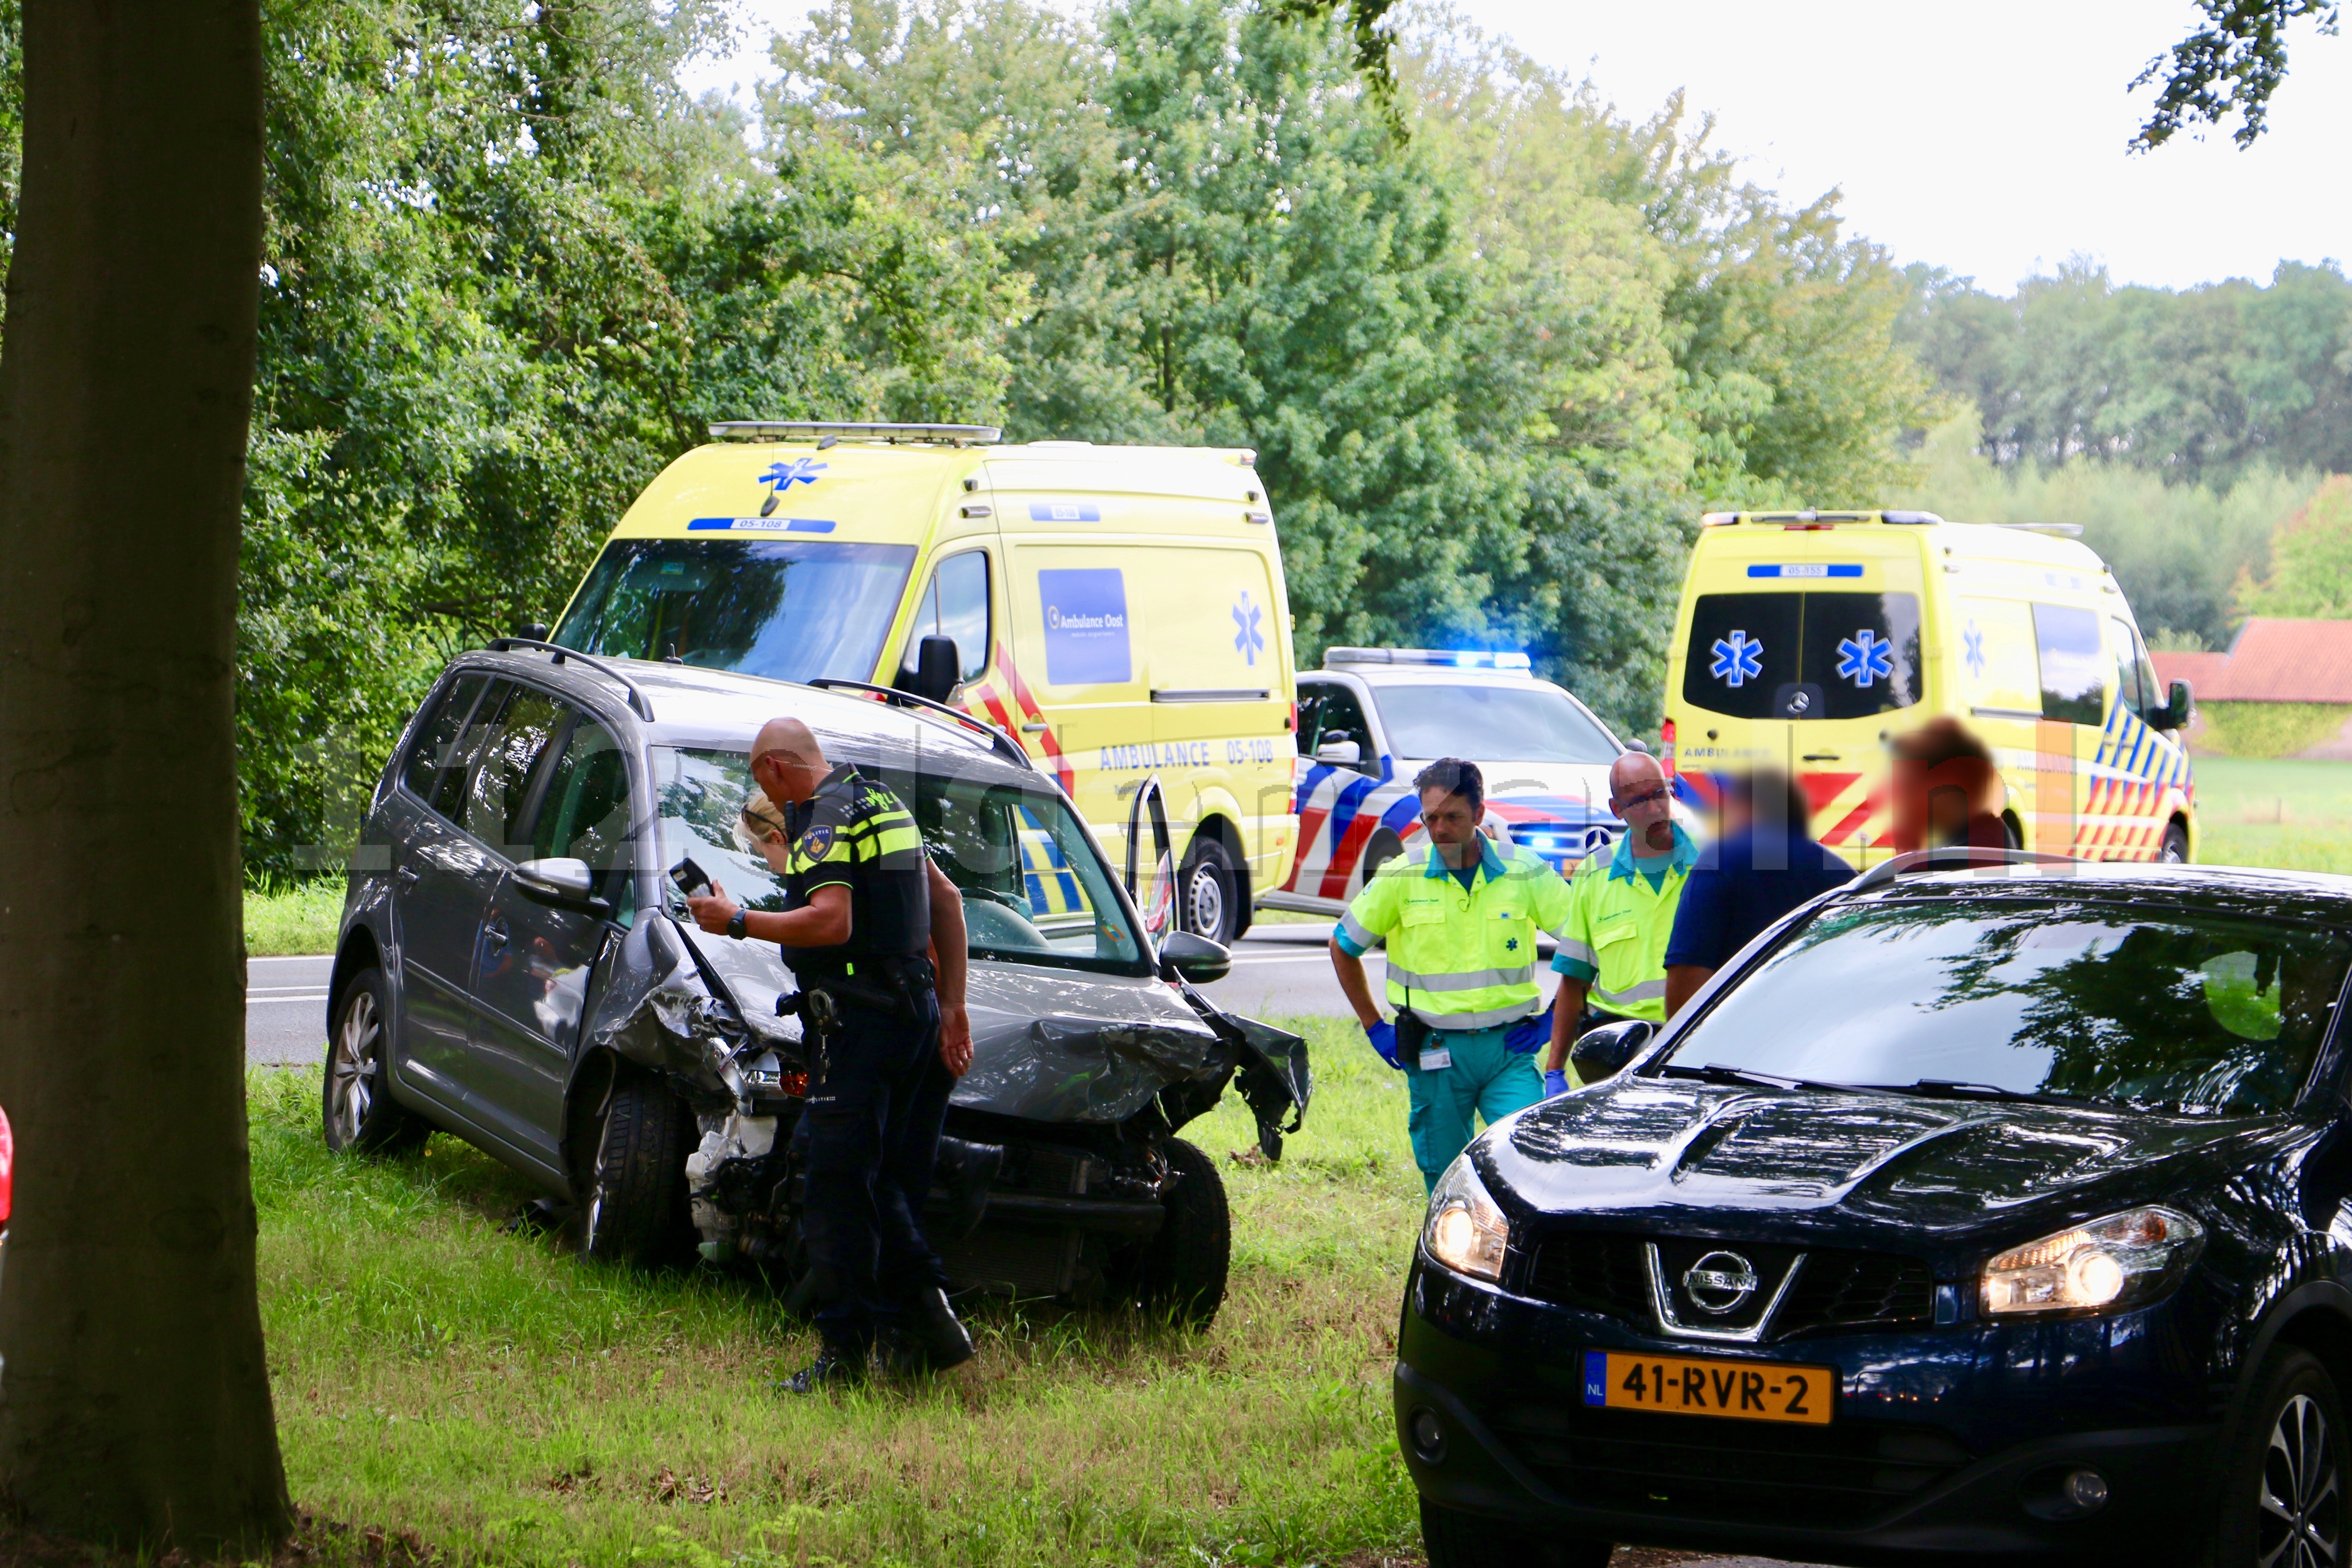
[2161,820,2189,864]
[1419,1499,1609,1568]
[1361,828,1405,884]
[581,1073,691,1270]
[1178,835,1241,946]
[2214,1344,2347,1568]
[1138,1136,1229,1326]
[322,966,428,1156]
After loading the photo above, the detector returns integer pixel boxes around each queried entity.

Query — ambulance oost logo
[1836,629,1895,688]
[756,458,827,517]
[1232,591,1264,666]
[1710,630,1763,688]
[1964,622,1987,679]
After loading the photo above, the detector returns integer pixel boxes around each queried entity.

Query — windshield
[1371,684,1618,765]
[651,746,1147,975]
[1658,896,2350,1115]
[554,538,916,684]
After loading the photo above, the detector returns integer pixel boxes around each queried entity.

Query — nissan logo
[1682,1250,1761,1315]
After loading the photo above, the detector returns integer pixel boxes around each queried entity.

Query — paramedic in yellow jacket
[1329,758,1577,1192]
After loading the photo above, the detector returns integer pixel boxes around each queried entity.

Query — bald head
[1608,749,1676,853]
[750,717,827,804]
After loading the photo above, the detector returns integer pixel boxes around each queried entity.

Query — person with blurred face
[1328,758,1577,1191]
[1541,751,1696,1095]
[1662,769,1854,1019]
[1890,717,2009,854]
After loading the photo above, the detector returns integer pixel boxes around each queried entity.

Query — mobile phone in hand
[668,856,713,899]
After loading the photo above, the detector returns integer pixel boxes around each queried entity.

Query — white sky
[681,0,2352,294]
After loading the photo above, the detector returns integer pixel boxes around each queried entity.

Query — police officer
[689,717,976,1391]
[1541,750,1697,1095]
[1329,758,1577,1193]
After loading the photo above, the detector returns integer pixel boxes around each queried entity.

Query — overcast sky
[680,1,2351,295]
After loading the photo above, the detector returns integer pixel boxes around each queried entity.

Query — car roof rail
[1847,846,2084,894]
[707,420,1002,446]
[485,637,657,722]
[806,678,1034,771]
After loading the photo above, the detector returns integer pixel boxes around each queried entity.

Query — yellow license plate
[1583,1350,1834,1425]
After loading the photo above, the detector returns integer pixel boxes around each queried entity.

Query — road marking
[249,993,330,1005]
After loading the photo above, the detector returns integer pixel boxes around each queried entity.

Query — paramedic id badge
[1419,1045,1453,1071]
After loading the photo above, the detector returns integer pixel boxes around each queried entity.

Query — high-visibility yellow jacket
[1336,837,1576,1029]
[1549,824,1697,1024]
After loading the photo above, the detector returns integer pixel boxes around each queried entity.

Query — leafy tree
[2133,0,2340,150]
[2239,474,2352,619]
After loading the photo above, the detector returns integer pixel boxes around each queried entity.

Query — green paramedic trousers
[1403,1023,1544,1193]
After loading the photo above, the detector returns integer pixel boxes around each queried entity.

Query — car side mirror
[1314,738,1361,765]
[514,856,612,916]
[2155,677,2194,733]
[904,635,960,704]
[1158,929,1231,985]
[1570,1017,1656,1083]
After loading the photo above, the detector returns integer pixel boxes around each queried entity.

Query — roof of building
[2153,619,2352,704]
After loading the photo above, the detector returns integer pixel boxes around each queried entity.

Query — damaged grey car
[322,644,1310,1323]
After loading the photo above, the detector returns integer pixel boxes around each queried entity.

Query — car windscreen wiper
[1861,1078,2098,1108]
[1654,1063,1860,1094]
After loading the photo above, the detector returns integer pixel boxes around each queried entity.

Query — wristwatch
[725,908,748,940]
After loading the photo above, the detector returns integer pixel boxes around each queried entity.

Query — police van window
[401,675,490,811]
[554,537,917,685]
[1682,593,1921,721]
[1295,684,1329,754]
[531,714,638,924]
[899,551,990,683]
[1306,683,1375,767]
[2033,603,2107,726]
[467,686,567,856]
[1371,684,1619,764]
[2109,618,2148,715]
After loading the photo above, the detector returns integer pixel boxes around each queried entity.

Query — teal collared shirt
[1425,835,1510,885]
[1608,822,1699,893]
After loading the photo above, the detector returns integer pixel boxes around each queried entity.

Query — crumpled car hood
[1488,1077,2289,1230]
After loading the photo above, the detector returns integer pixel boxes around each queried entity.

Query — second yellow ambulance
[1665,509,2198,864]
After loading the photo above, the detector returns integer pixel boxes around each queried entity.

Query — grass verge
[2194,757,2352,874]
[247,878,345,957]
[256,1015,1436,1567]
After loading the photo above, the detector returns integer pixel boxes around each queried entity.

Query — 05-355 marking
[1583,1350,1835,1426]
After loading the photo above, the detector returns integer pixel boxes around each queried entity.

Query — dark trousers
[800,986,953,1346]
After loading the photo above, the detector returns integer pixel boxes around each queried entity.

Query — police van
[1262,648,1631,915]
[1665,508,2198,864]
[544,422,1299,943]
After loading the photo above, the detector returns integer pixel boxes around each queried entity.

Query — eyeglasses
[1616,785,1672,811]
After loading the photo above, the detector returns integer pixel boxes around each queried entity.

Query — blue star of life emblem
[1836,628,1895,688]
[1232,590,1265,666]
[1963,622,1986,678]
[1506,936,1519,953]
[756,458,827,516]
[1710,629,1764,687]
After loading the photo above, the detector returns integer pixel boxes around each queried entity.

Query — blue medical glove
[1544,1068,1572,1099]
[1365,1018,1403,1070]
[1503,1011,1549,1055]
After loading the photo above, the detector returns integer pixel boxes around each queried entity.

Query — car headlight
[1422,1155,1510,1283]
[1982,1206,2204,1316]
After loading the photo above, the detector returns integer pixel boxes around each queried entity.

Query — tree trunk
[0,0,285,1553]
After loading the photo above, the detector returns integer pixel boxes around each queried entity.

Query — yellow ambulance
[546,421,1299,942]
[1664,509,2198,864]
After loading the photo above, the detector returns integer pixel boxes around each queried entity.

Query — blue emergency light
[1325,647,1533,671]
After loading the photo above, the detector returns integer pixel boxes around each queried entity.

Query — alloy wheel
[328,990,380,1145]
[2261,1392,2343,1568]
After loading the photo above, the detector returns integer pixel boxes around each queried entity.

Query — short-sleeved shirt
[780,762,931,970]
[1549,823,1699,1023]
[1335,835,1578,1029]
[1662,828,1854,975]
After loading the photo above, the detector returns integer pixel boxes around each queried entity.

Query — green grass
[254,1016,1433,1567]
[2195,757,2352,874]
[247,877,346,957]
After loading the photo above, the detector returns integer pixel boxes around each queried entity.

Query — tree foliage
[2133,0,2339,150]
[2239,474,2352,620]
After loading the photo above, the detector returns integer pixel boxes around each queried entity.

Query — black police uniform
[778,762,954,1354]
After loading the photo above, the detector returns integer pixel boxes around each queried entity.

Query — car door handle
[482,918,509,951]
[396,865,420,886]
[1801,753,1842,762]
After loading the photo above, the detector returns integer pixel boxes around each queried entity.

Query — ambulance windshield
[555,538,916,685]
[1370,684,1618,765]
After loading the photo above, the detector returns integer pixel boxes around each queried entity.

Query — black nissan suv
[1398,857,2352,1567]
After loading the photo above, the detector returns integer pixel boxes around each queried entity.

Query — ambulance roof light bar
[1325,647,1533,671]
[708,421,1003,446]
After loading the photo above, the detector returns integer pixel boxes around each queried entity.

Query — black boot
[884,1286,974,1375]
[778,1337,869,1394]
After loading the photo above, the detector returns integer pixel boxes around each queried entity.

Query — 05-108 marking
[1583,1350,1834,1426]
